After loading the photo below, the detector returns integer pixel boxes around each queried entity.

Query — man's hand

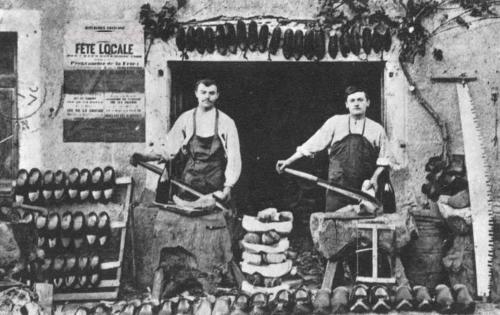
[275,160,289,174]
[214,186,231,202]
[362,177,378,193]
[276,152,303,174]
[130,153,144,166]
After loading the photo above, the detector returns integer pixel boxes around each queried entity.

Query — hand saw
[282,168,382,211]
[455,83,494,300]
[131,160,230,213]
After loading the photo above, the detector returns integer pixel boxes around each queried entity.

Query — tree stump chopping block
[310,208,418,259]
[310,208,417,287]
[150,207,233,293]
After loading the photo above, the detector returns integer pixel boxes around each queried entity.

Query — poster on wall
[63,21,145,142]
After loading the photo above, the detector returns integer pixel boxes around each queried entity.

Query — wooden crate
[17,176,132,302]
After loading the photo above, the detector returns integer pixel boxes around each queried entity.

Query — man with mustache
[276,85,391,212]
[132,78,241,203]
[132,79,242,298]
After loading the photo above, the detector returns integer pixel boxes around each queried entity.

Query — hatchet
[130,159,230,213]
[282,168,382,213]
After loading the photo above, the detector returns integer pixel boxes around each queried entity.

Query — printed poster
[63,21,145,142]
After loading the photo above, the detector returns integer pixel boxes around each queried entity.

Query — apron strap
[188,109,198,159]
[209,109,220,155]
[192,108,198,134]
[214,109,219,135]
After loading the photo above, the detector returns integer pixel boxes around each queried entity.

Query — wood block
[34,283,53,315]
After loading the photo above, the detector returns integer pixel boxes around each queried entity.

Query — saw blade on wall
[456,83,494,299]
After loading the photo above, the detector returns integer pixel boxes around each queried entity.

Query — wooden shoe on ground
[370,285,391,313]
[435,284,454,314]
[453,284,475,314]
[349,284,370,313]
[413,285,433,311]
[330,286,350,313]
[394,285,413,311]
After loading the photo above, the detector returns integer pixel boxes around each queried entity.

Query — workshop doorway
[169,61,384,215]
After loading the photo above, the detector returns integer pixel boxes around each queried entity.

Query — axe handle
[134,160,231,213]
[283,168,381,207]
[135,160,163,176]
[283,168,319,182]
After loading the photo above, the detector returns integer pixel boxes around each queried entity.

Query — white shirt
[296,114,391,167]
[162,108,242,187]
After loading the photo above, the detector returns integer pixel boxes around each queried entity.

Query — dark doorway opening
[169,61,384,215]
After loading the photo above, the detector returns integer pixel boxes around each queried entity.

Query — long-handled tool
[131,160,230,213]
[282,168,382,212]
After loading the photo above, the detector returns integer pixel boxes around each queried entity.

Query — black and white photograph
[0,0,499,314]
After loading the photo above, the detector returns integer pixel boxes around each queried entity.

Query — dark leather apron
[181,109,227,198]
[325,117,378,212]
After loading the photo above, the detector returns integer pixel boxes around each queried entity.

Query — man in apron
[131,79,242,295]
[276,85,391,212]
[132,78,242,203]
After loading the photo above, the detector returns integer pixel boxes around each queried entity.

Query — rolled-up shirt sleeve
[224,119,242,187]
[376,127,391,167]
[296,116,336,157]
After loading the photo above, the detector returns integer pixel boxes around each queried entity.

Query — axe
[130,159,231,213]
[282,168,382,213]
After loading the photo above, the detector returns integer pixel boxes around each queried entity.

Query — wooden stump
[310,208,416,286]
[404,204,447,288]
[310,208,417,258]
[135,204,233,294]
